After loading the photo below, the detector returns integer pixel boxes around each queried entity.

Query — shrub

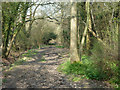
[90,40,119,86]
[58,54,119,87]
[62,30,70,48]
[42,32,57,45]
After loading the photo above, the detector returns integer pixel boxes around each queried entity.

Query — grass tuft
[55,45,64,48]
[22,49,38,57]
[41,59,46,62]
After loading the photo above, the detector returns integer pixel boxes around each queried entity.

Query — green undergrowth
[55,45,64,48]
[2,78,7,83]
[8,58,27,70]
[57,55,119,88]
[41,59,46,62]
[6,49,37,71]
[22,49,38,57]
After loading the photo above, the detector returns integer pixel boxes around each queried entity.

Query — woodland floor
[2,46,112,88]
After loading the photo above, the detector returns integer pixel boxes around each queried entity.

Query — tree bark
[86,9,92,52]
[2,18,12,58]
[79,1,90,61]
[5,3,29,58]
[70,2,80,63]
[5,23,23,58]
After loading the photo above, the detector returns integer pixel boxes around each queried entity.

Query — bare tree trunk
[86,32,90,50]
[78,25,80,48]
[5,3,29,58]
[70,2,80,63]
[79,1,90,61]
[5,24,22,58]
[57,3,64,46]
[86,11,92,51]
[2,19,12,58]
[38,44,41,49]
[60,9,64,45]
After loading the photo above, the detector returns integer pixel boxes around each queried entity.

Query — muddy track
[3,46,111,88]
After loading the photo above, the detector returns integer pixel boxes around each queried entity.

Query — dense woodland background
[1,1,120,88]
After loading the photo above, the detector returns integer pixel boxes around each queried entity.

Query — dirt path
[3,46,111,88]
